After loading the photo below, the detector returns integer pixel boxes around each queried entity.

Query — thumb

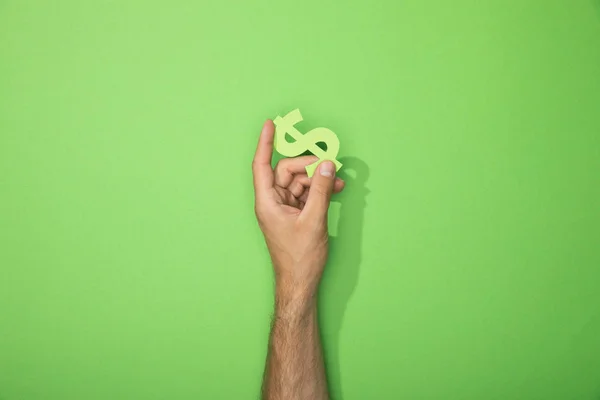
[302,161,336,221]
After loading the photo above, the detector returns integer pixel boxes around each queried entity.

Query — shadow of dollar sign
[273,109,343,177]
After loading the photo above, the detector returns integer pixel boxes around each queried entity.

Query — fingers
[288,175,310,198]
[274,186,303,209]
[333,178,345,194]
[274,156,318,188]
[252,120,275,196]
[291,175,345,200]
[301,161,336,221]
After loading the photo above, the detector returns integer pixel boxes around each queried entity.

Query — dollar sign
[273,109,343,177]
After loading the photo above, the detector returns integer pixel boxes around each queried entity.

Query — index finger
[252,120,275,194]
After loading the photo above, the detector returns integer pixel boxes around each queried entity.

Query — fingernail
[320,161,335,177]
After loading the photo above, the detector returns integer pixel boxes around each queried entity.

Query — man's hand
[253,119,344,400]
[252,120,344,309]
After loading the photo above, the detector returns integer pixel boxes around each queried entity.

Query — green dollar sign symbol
[273,109,343,177]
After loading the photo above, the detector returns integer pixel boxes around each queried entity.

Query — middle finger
[274,156,319,188]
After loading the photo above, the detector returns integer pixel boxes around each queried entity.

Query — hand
[252,120,345,309]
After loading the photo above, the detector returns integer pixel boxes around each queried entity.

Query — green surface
[1,1,600,399]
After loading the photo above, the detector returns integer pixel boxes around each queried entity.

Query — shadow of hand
[319,156,370,399]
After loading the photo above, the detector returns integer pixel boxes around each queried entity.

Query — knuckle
[274,159,290,174]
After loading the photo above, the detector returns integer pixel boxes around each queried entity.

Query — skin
[252,120,345,400]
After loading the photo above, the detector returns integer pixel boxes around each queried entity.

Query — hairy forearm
[262,286,329,400]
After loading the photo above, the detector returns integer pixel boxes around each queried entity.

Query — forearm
[262,286,329,400]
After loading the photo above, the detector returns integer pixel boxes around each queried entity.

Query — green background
[1,1,599,399]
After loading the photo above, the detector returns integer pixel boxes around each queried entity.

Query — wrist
[274,285,317,322]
